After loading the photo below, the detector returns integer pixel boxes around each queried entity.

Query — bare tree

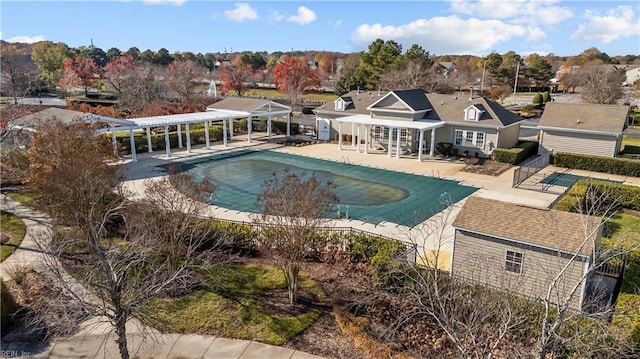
[27,122,224,359]
[580,65,625,104]
[1,45,39,104]
[255,168,338,304]
[164,60,207,100]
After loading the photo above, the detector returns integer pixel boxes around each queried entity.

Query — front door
[317,118,331,140]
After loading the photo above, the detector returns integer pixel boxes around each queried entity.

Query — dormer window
[335,100,344,111]
[334,97,351,111]
[464,105,484,121]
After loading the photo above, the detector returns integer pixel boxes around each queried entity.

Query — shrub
[114,124,225,153]
[492,141,538,165]
[554,180,640,213]
[541,91,551,102]
[532,93,543,104]
[271,120,299,135]
[1,280,18,331]
[436,142,453,156]
[554,152,640,177]
[348,233,407,286]
[204,220,259,256]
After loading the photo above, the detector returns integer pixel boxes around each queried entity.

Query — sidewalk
[0,195,324,359]
[1,334,323,359]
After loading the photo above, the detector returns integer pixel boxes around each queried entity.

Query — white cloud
[570,6,639,43]
[450,0,572,25]
[525,26,546,42]
[142,0,185,5]
[287,6,316,25]
[327,19,342,28]
[351,16,527,55]
[270,11,285,22]
[224,3,259,22]
[6,35,45,44]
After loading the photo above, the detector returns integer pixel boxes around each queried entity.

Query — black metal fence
[513,151,551,188]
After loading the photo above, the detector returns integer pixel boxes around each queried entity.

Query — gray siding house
[538,102,629,158]
[314,89,523,158]
[451,196,603,311]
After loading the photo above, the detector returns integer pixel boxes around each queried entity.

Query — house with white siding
[538,102,629,158]
[451,196,611,312]
[313,89,523,159]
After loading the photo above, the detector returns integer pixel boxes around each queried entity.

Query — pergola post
[204,121,211,149]
[387,128,393,157]
[351,122,355,147]
[364,125,369,154]
[129,127,137,162]
[267,115,272,140]
[247,116,253,143]
[286,113,291,137]
[229,119,234,140]
[418,130,425,162]
[223,118,228,147]
[185,123,192,153]
[177,124,183,148]
[356,124,361,153]
[395,128,401,159]
[164,124,171,156]
[146,127,153,153]
[430,128,437,157]
[338,122,343,150]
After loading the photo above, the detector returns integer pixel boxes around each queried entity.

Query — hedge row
[113,119,298,154]
[492,141,538,165]
[554,152,640,177]
[554,180,640,213]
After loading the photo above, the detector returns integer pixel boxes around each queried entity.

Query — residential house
[451,196,607,312]
[538,102,629,158]
[313,88,523,160]
[624,66,640,86]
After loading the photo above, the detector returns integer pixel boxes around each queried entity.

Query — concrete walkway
[0,194,323,359]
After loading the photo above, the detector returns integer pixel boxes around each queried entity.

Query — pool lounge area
[166,150,478,227]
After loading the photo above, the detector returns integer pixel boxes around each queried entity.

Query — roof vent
[454,96,457,100]
[576,118,581,124]
[440,102,445,105]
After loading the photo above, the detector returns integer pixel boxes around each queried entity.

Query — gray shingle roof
[539,102,629,133]
[12,108,87,130]
[314,90,522,127]
[314,90,386,116]
[425,94,523,126]
[207,97,291,113]
[453,196,599,256]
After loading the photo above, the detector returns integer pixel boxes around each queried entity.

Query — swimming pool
[172,150,477,227]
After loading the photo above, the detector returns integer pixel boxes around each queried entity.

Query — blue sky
[1,0,639,56]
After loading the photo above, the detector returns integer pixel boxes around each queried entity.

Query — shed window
[505,250,523,274]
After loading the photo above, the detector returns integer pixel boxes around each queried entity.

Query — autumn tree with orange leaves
[217,62,254,97]
[274,57,320,109]
[60,56,101,97]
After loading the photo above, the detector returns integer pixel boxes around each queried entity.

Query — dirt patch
[460,157,512,176]
[258,288,319,318]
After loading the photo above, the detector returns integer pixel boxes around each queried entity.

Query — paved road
[0,194,324,359]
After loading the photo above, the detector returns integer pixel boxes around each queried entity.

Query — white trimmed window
[455,129,464,145]
[475,132,485,148]
[505,250,523,274]
[454,129,486,148]
[400,129,408,144]
[373,126,382,141]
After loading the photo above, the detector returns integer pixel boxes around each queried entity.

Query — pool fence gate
[512,151,553,190]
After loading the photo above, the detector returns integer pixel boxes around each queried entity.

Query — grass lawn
[603,212,640,294]
[145,263,324,345]
[1,210,27,262]
[5,189,37,206]
[243,88,337,102]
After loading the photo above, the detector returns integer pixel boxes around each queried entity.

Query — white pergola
[97,110,251,162]
[206,98,292,143]
[335,115,445,162]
